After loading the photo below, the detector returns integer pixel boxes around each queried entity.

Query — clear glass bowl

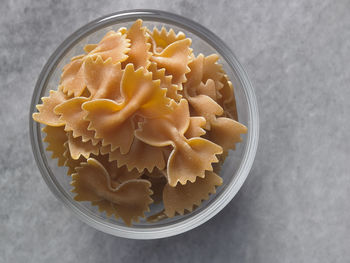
[29,9,259,239]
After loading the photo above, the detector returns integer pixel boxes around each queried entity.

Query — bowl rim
[29,9,259,239]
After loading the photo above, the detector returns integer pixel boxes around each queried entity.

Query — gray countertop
[1,0,349,262]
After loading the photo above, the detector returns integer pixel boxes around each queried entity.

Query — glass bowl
[29,9,259,239]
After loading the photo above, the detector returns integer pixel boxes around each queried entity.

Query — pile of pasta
[33,19,247,226]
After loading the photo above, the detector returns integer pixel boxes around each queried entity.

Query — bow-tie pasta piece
[83,56,123,101]
[83,44,98,53]
[202,54,224,84]
[105,137,166,173]
[196,79,218,101]
[135,99,190,147]
[186,92,246,151]
[218,75,234,105]
[61,31,130,97]
[87,30,130,63]
[42,125,68,166]
[184,54,204,94]
[151,38,192,84]
[167,137,222,186]
[163,172,222,217]
[54,97,99,145]
[33,89,71,126]
[121,19,152,69]
[217,74,238,121]
[149,26,186,53]
[91,200,117,217]
[110,180,153,225]
[120,65,171,118]
[98,133,165,175]
[188,94,224,129]
[91,153,141,183]
[149,62,182,101]
[82,99,133,153]
[207,117,247,151]
[184,54,224,100]
[202,54,225,98]
[186,91,246,152]
[184,117,207,139]
[111,165,141,184]
[60,57,86,97]
[83,64,170,153]
[67,132,100,160]
[63,142,86,176]
[136,99,223,186]
[71,158,153,225]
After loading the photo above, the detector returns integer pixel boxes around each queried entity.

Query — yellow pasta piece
[196,79,217,101]
[208,117,247,151]
[71,158,153,226]
[218,74,238,121]
[92,153,141,183]
[149,62,182,101]
[185,53,204,91]
[167,137,222,186]
[163,172,222,217]
[106,137,166,173]
[184,54,224,101]
[42,125,68,166]
[202,54,224,83]
[60,56,86,97]
[151,38,192,84]
[183,54,245,151]
[122,19,151,69]
[87,30,130,63]
[67,132,100,160]
[135,99,223,186]
[187,93,246,151]
[61,31,130,97]
[91,200,117,217]
[63,142,86,176]
[82,64,170,153]
[150,26,186,52]
[33,89,70,126]
[83,44,98,53]
[184,117,206,138]
[83,56,123,101]
[187,94,223,129]
[83,99,133,153]
[54,97,99,145]
[136,100,190,147]
[220,74,235,104]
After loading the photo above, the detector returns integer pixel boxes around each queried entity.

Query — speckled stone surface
[1,0,350,262]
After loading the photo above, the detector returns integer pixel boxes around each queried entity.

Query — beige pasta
[32,19,247,226]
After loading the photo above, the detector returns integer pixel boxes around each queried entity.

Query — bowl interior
[30,11,257,239]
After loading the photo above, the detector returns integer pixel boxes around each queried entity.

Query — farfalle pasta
[32,19,247,226]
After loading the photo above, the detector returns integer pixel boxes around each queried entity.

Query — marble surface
[1,0,350,262]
